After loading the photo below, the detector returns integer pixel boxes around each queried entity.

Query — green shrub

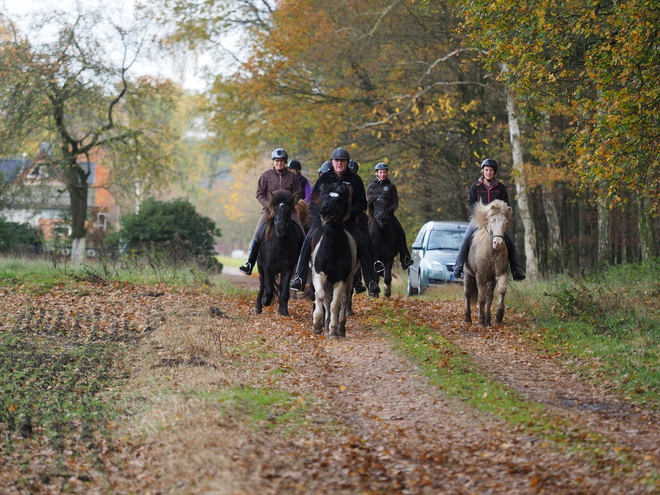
[111,198,222,271]
[0,219,42,254]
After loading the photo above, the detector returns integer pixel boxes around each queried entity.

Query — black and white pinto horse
[310,183,359,338]
[367,195,399,297]
[256,190,304,316]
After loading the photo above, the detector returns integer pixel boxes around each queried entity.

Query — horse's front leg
[261,272,274,308]
[278,270,293,317]
[327,282,346,338]
[494,273,508,325]
[256,273,265,314]
[463,273,474,324]
[311,273,325,334]
[483,279,496,327]
[384,263,393,298]
[476,277,489,327]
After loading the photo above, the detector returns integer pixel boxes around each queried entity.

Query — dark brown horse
[367,194,399,297]
[255,191,304,316]
[463,200,512,327]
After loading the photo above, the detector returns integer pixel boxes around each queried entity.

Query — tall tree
[0,6,179,261]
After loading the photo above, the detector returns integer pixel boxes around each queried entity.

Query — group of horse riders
[239,148,525,295]
[239,147,415,298]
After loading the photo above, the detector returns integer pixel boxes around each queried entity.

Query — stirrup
[452,265,463,279]
[239,262,252,275]
[290,276,303,291]
[402,255,414,269]
[512,268,526,281]
[354,281,367,294]
[368,282,380,297]
[374,260,385,274]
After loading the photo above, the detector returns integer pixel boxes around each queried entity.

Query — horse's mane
[266,190,295,219]
[472,199,512,228]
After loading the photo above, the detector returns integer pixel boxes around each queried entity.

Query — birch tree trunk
[637,195,658,261]
[597,181,612,268]
[506,86,539,281]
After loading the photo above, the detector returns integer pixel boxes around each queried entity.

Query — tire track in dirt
[270,296,656,494]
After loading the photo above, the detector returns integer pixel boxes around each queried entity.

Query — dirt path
[98,281,660,495]
[7,275,655,493]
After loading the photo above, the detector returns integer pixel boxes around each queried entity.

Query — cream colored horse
[463,200,512,327]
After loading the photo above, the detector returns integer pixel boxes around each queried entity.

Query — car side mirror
[411,242,422,250]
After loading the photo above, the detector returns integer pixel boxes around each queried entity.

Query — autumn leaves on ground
[1,274,659,494]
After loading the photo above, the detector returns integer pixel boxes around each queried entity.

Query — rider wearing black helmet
[452,158,526,281]
[290,148,384,297]
[239,148,304,275]
[287,159,311,203]
[348,160,359,173]
[367,162,414,270]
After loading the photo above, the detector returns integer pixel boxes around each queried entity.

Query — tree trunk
[597,181,612,268]
[506,86,539,281]
[637,195,658,261]
[65,162,89,264]
[542,186,563,273]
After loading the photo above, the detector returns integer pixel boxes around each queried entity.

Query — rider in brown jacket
[239,148,304,275]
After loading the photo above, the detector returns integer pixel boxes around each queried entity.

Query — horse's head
[483,200,512,251]
[319,183,351,224]
[369,195,390,228]
[268,190,295,237]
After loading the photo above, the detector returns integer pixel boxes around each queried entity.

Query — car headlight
[426,260,445,271]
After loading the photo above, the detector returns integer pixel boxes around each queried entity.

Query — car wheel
[406,272,416,297]
[417,271,425,295]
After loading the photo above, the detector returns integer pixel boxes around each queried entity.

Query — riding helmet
[481,158,498,173]
[271,148,288,161]
[287,159,302,170]
[348,160,359,173]
[318,161,332,174]
[375,162,389,171]
[330,148,350,161]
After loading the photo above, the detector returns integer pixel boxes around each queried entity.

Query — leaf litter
[0,279,658,494]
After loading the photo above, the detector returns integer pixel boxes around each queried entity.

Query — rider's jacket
[256,167,302,211]
[367,178,399,214]
[467,177,509,212]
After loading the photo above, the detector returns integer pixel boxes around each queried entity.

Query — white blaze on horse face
[490,215,508,250]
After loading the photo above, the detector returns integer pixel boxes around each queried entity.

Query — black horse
[310,183,359,337]
[367,195,399,297]
[255,190,304,316]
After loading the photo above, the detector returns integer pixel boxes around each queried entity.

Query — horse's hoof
[346,309,354,317]
[384,290,391,298]
[279,310,290,317]
[312,327,323,335]
[255,308,262,315]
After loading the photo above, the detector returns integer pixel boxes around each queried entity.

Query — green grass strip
[377,306,645,476]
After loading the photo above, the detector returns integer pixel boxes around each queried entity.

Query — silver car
[407,221,469,295]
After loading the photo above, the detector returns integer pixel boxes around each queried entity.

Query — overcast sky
[1,0,210,92]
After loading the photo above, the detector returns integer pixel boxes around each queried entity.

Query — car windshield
[426,230,464,250]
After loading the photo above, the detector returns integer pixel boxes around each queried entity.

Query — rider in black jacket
[290,148,384,297]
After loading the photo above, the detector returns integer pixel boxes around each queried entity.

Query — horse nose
[493,237,505,249]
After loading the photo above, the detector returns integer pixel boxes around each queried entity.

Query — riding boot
[239,238,260,275]
[504,234,526,281]
[453,222,477,278]
[290,231,313,291]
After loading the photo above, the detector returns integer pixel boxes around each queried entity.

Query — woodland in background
[1,0,658,278]
[157,0,660,277]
